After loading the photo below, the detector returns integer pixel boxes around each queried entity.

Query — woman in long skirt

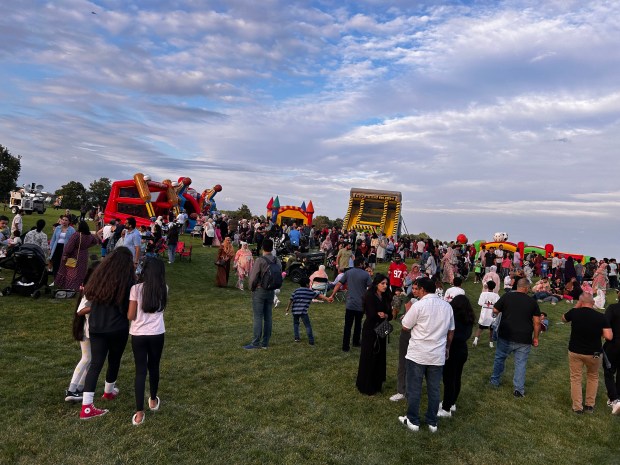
[215,238,235,287]
[356,273,392,395]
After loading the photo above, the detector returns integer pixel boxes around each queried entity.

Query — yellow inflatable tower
[342,188,402,238]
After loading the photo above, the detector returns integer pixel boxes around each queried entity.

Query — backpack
[260,255,283,290]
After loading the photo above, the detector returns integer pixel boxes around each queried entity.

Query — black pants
[342,309,363,351]
[132,333,165,411]
[441,342,468,411]
[604,341,620,402]
[51,243,65,277]
[84,331,129,393]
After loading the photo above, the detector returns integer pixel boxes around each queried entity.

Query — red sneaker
[80,404,109,420]
[101,387,120,400]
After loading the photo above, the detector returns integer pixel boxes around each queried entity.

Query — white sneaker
[390,393,405,402]
[437,408,451,418]
[428,425,438,433]
[612,400,620,415]
[450,404,456,413]
[398,416,419,432]
[489,342,494,348]
[472,338,478,347]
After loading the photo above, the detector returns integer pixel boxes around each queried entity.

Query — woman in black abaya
[356,273,392,395]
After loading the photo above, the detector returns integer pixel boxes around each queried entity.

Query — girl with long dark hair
[79,247,135,420]
[64,261,100,402]
[356,273,393,395]
[128,258,168,426]
[438,294,475,417]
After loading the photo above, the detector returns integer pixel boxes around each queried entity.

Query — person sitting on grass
[540,312,549,332]
[285,276,329,345]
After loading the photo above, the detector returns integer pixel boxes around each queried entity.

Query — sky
[1,0,619,258]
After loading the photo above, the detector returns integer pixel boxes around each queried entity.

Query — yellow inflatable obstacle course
[342,188,402,238]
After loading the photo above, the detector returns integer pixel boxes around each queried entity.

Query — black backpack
[260,255,283,290]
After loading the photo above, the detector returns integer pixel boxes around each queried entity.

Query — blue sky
[1,0,619,257]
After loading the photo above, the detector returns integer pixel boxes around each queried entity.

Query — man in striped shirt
[285,277,329,345]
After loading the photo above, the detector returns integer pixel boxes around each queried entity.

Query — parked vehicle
[281,251,325,283]
[9,183,46,215]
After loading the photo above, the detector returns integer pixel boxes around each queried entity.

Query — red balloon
[456,234,468,244]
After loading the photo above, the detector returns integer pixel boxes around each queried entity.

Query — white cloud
[1,0,620,258]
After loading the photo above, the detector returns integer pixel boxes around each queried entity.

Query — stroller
[1,243,50,298]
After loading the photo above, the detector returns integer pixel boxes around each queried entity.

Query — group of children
[64,255,167,426]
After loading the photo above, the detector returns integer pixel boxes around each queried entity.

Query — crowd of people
[2,209,620,430]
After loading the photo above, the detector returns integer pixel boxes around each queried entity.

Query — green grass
[1,211,619,464]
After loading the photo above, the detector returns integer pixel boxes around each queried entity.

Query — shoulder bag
[65,234,82,268]
[374,316,393,338]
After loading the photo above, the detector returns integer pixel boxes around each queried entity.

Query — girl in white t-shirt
[128,258,167,426]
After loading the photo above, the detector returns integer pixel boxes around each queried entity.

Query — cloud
[1,0,620,258]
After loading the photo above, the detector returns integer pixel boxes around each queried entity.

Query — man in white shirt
[398,277,455,433]
[176,210,188,234]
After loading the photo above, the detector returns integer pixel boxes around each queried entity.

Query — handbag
[65,234,82,268]
[374,317,393,338]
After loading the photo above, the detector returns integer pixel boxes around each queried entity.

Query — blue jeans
[490,337,531,394]
[251,288,274,347]
[168,244,176,263]
[405,360,443,427]
[293,314,314,343]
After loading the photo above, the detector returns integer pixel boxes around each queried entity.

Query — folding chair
[334,282,348,303]
[175,241,185,260]
[190,225,203,239]
[311,277,329,296]
[179,245,193,262]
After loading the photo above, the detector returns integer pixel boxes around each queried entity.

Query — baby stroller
[1,243,50,298]
[456,255,470,281]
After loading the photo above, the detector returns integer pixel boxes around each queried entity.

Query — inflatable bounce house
[104,173,221,228]
[267,196,314,226]
[342,188,402,238]
[473,232,588,263]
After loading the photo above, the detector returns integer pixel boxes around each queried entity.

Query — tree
[220,204,253,221]
[312,215,332,230]
[55,181,87,209]
[0,145,21,201]
[87,177,112,208]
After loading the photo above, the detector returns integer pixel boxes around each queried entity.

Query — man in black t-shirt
[604,299,620,414]
[563,293,612,413]
[490,278,541,397]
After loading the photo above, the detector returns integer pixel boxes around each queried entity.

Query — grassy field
[1,211,619,465]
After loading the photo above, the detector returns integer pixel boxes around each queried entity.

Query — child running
[64,262,100,402]
[285,277,329,345]
[128,258,168,426]
[473,281,500,348]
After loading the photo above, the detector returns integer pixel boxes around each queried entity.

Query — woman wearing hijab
[233,242,254,290]
[215,237,235,287]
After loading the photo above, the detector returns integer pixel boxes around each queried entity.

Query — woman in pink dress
[441,246,456,285]
[233,242,254,290]
[592,261,609,292]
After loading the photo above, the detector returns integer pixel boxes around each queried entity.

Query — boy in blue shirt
[285,277,329,345]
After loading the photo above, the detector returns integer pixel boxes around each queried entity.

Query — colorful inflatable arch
[267,196,314,226]
[342,188,402,238]
[104,174,221,228]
